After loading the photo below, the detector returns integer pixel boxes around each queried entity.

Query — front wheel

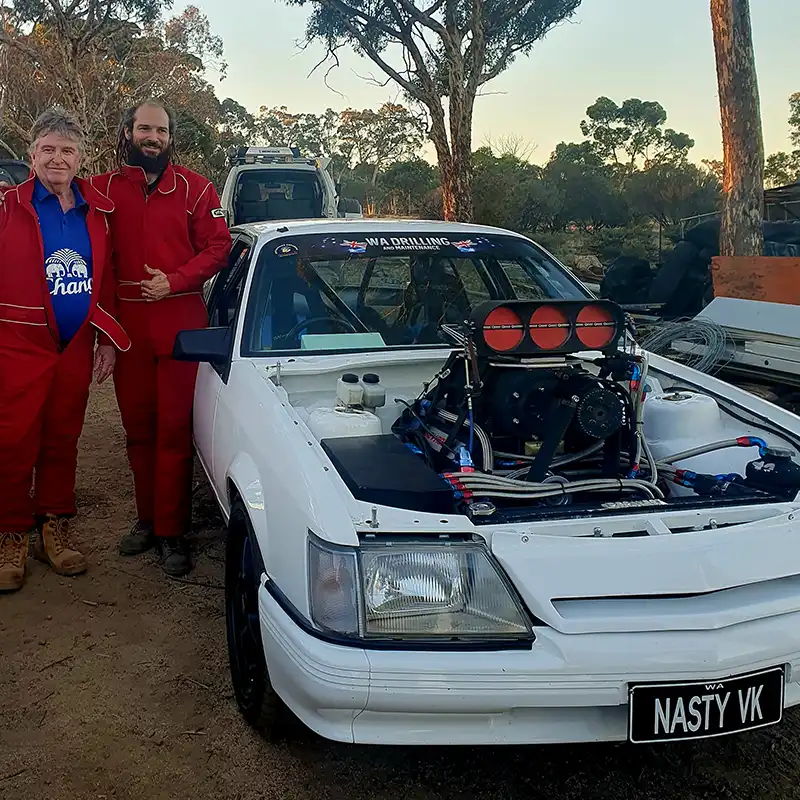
[225,500,293,738]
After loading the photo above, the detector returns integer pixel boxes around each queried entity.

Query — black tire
[225,499,294,738]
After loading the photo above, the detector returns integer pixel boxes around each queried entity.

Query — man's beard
[127,142,170,173]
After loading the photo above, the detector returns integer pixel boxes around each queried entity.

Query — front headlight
[308,534,532,641]
[307,536,361,636]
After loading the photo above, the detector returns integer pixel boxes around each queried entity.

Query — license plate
[628,666,785,744]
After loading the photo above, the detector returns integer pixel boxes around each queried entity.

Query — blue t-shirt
[31,178,93,344]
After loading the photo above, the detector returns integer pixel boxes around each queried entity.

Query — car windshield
[233,169,324,223]
[240,231,590,354]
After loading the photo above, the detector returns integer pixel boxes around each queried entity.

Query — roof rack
[229,146,318,167]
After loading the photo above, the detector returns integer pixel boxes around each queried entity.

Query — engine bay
[284,299,800,523]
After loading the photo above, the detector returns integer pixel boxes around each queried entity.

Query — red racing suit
[0,177,131,533]
[91,164,232,538]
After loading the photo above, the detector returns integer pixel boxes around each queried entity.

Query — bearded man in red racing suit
[91,99,231,577]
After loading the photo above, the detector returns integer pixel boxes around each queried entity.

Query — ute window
[241,233,589,354]
[233,170,324,224]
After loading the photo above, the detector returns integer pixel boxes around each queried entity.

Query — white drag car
[175,219,800,746]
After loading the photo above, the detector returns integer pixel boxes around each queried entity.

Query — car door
[194,235,254,490]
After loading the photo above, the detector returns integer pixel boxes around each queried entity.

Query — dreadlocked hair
[115,98,179,169]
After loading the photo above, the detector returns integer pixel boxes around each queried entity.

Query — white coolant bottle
[360,373,386,412]
[336,372,363,408]
[308,372,383,441]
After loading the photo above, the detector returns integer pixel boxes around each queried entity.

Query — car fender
[217,361,360,618]
[226,451,266,534]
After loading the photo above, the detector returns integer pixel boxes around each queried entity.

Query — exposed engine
[383,299,655,516]
[398,358,633,481]
[314,299,800,522]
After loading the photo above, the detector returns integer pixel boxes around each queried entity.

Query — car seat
[236,182,269,224]
[337,287,391,341]
[291,183,322,218]
[396,257,471,343]
[262,260,333,348]
[266,194,297,220]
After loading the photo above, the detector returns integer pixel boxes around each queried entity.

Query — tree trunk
[710,0,765,256]
[446,55,475,224]
[447,105,474,223]
[447,134,474,222]
[427,96,473,223]
[428,109,454,221]
[433,133,473,222]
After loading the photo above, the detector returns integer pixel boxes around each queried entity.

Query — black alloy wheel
[225,500,293,738]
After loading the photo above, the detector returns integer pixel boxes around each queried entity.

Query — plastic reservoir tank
[643,389,764,496]
[307,407,383,440]
[306,372,387,440]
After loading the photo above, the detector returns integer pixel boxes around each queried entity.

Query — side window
[499,260,548,300]
[208,238,252,327]
[217,259,249,327]
[451,258,492,306]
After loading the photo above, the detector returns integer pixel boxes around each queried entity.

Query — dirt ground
[5,383,800,800]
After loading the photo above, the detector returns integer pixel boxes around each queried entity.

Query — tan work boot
[34,514,87,576]
[0,532,28,592]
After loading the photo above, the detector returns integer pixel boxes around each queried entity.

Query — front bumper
[259,584,800,745]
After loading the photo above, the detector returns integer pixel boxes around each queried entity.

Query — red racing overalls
[90,164,232,538]
[0,177,131,532]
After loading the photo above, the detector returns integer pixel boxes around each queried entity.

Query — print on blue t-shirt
[31,178,93,344]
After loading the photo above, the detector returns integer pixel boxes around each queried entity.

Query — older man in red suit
[0,107,130,593]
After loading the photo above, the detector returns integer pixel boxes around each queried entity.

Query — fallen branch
[79,598,116,607]
[110,565,223,590]
[109,566,160,584]
[38,655,73,673]
[36,690,56,706]
[178,675,212,691]
[0,768,27,783]
[167,576,224,590]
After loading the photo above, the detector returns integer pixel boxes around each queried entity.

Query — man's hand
[93,344,116,384]
[141,264,172,302]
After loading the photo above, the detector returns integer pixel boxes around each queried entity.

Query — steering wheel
[275,315,359,345]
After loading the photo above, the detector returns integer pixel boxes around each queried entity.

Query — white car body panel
[260,587,800,745]
[191,218,800,745]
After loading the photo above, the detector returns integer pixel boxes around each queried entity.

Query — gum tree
[710,0,765,256]
[285,0,582,221]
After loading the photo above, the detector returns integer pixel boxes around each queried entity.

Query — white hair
[29,106,85,154]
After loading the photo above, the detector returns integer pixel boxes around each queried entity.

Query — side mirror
[173,326,232,363]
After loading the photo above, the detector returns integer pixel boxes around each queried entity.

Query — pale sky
[184,0,799,164]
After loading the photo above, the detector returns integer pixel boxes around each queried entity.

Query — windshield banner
[282,234,503,256]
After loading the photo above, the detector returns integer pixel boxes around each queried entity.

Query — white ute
[175,218,800,746]
[219,146,362,226]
